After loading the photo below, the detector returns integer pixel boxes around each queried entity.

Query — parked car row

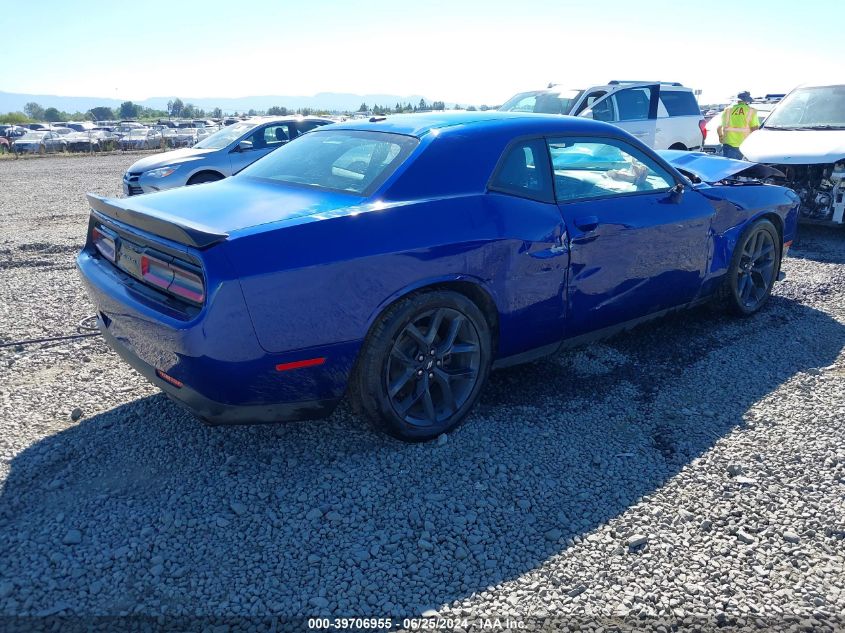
[1,117,232,154]
[8,128,119,154]
[12,130,71,154]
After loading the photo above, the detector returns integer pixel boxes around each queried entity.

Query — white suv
[500,81,705,150]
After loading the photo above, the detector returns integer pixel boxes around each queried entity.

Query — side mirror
[232,143,245,153]
[669,182,685,202]
[578,109,594,119]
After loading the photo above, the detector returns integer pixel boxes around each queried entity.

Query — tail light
[698,119,707,145]
[140,253,205,304]
[91,226,116,262]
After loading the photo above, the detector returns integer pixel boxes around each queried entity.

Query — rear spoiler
[86,194,228,249]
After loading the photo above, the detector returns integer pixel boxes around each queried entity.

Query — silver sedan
[122,116,333,196]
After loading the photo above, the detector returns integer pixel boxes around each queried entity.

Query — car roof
[324,111,615,138]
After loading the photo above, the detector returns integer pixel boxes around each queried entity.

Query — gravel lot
[1,154,844,630]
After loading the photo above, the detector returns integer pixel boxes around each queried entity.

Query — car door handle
[574,215,599,232]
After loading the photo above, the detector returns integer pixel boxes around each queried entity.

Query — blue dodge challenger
[77,112,798,440]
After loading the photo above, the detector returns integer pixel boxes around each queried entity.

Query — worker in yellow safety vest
[717,91,760,160]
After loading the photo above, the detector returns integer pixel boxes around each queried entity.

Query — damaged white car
[741,83,845,226]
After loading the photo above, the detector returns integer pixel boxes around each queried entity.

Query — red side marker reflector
[784,240,793,249]
[156,369,183,388]
[275,357,326,372]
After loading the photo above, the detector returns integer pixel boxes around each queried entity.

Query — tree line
[353,99,493,114]
[0,97,493,124]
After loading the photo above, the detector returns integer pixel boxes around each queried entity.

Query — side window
[613,87,653,121]
[576,91,614,122]
[245,124,291,150]
[659,90,701,117]
[489,139,553,202]
[262,124,291,146]
[548,137,674,202]
[533,93,567,114]
[505,94,538,113]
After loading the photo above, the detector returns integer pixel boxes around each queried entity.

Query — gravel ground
[0,154,843,630]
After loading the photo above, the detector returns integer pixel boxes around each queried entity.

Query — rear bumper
[77,246,352,423]
[100,323,339,424]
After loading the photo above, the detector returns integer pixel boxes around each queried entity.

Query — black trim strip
[86,194,228,249]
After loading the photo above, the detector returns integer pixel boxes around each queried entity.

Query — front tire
[187,172,223,186]
[723,219,780,315]
[352,291,492,441]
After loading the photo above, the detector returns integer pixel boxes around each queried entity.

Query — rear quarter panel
[222,194,567,360]
[655,115,703,150]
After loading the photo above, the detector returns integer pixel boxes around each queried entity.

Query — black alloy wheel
[726,219,780,315]
[386,307,482,427]
[352,291,492,441]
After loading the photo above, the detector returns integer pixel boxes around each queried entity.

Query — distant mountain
[0,90,435,114]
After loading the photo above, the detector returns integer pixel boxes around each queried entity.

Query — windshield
[240,130,419,196]
[499,89,583,114]
[20,132,45,140]
[765,85,845,129]
[194,121,259,149]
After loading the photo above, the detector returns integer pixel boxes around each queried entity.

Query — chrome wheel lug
[428,372,434,379]
[417,370,424,376]
[417,355,424,362]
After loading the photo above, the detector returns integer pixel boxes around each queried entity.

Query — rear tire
[351,291,492,441]
[722,219,780,315]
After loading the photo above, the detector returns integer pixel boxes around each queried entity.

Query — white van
[740,83,845,226]
[499,81,705,151]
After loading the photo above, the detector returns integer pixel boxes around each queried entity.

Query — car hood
[87,177,364,248]
[740,128,845,164]
[127,147,216,172]
[658,150,784,183]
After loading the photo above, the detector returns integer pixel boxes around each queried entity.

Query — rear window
[240,130,419,196]
[659,90,700,116]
